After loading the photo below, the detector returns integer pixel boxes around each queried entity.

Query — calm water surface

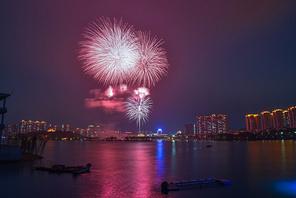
[1,140,296,198]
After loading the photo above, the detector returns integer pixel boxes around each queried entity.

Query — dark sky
[1,0,296,133]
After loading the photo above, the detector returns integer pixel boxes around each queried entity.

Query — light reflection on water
[0,141,296,198]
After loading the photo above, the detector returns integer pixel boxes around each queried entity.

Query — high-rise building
[245,114,261,132]
[87,125,100,137]
[77,127,88,137]
[272,109,284,130]
[283,110,290,128]
[288,106,296,128]
[61,124,71,132]
[196,114,228,135]
[217,114,229,133]
[185,123,195,135]
[4,124,18,136]
[35,121,47,132]
[48,124,58,132]
[196,115,212,135]
[260,111,273,131]
[19,120,47,133]
[19,120,27,133]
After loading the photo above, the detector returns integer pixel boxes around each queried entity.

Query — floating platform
[34,163,91,175]
[167,178,231,191]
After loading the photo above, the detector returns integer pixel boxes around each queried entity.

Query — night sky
[1,0,296,133]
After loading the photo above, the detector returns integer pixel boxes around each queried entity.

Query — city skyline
[1,1,296,132]
[245,105,296,132]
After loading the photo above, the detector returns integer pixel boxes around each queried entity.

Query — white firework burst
[130,31,169,87]
[125,95,152,131]
[79,17,139,86]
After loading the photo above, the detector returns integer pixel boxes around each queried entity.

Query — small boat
[34,163,91,175]
[166,178,231,191]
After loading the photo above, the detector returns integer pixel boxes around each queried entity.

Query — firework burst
[79,17,139,85]
[125,95,152,131]
[130,31,169,87]
[134,87,149,99]
[105,86,114,98]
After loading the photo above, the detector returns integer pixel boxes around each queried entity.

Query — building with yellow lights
[246,106,296,131]
[245,114,261,132]
[76,125,100,137]
[19,120,47,133]
[260,111,273,130]
[48,124,58,132]
[288,106,296,128]
[272,109,284,130]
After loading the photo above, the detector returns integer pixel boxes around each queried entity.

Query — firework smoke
[79,17,139,85]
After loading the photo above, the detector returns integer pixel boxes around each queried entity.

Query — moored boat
[34,163,91,175]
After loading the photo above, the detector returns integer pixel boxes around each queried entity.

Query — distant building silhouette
[184,123,195,135]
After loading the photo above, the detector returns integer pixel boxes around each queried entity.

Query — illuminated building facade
[288,106,296,128]
[77,125,100,137]
[260,111,273,130]
[87,125,100,137]
[61,124,71,132]
[19,120,47,133]
[217,114,228,133]
[272,109,284,130]
[245,114,261,132]
[4,124,18,136]
[76,128,87,136]
[196,114,229,135]
[247,106,296,131]
[196,115,211,135]
[283,110,290,128]
[35,121,47,132]
[48,124,58,132]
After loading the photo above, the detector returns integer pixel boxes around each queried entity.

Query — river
[1,140,296,197]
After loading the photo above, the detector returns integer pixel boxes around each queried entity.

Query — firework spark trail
[79,17,139,86]
[130,31,169,87]
[125,95,152,132]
